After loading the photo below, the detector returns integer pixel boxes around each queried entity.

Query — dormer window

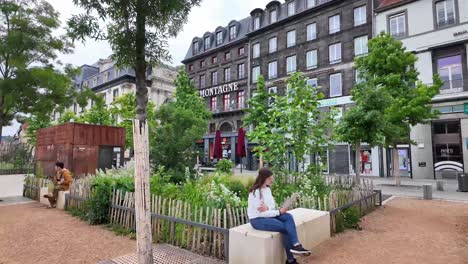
[193,41,199,54]
[204,36,210,50]
[287,1,295,16]
[254,17,261,30]
[270,9,277,23]
[229,25,237,40]
[216,31,223,45]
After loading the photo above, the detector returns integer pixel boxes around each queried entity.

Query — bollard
[423,184,432,200]
[436,180,444,191]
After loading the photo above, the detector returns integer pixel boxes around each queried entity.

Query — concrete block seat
[229,208,330,264]
[39,187,69,210]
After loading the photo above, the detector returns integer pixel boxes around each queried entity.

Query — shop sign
[319,96,352,108]
[464,103,468,114]
[453,29,468,37]
[418,162,426,167]
[199,82,239,97]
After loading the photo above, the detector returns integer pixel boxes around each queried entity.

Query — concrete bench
[229,208,330,264]
[39,187,69,209]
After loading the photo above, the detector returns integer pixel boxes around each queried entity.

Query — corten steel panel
[73,145,98,178]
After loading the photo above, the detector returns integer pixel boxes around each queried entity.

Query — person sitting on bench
[247,168,311,264]
[44,162,72,208]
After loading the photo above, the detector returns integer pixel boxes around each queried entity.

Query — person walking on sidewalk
[247,168,311,264]
[44,162,72,208]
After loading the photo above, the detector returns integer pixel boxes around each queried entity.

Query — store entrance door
[387,147,411,178]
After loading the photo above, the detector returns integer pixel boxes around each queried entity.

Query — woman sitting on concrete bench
[248,168,311,264]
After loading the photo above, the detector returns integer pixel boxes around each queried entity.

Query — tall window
[225,51,231,60]
[229,25,237,39]
[223,94,230,111]
[210,97,217,111]
[212,71,218,85]
[306,50,318,69]
[193,41,199,54]
[224,67,231,82]
[268,61,278,79]
[355,69,363,83]
[354,5,367,26]
[237,91,245,108]
[329,14,340,34]
[200,74,206,88]
[188,65,193,71]
[286,55,297,74]
[329,43,342,64]
[287,30,296,48]
[354,36,368,56]
[288,1,295,16]
[252,43,260,58]
[238,47,245,56]
[270,9,277,23]
[307,23,317,41]
[438,55,463,93]
[204,36,210,50]
[254,17,261,30]
[252,66,260,83]
[200,60,205,67]
[216,31,223,45]
[389,13,406,38]
[330,73,342,97]
[307,0,316,8]
[212,56,218,64]
[307,78,318,88]
[269,37,277,53]
[436,0,456,27]
[238,63,246,79]
[113,89,119,101]
[268,86,277,106]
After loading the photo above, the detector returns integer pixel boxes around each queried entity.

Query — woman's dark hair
[249,168,273,197]
[55,162,64,169]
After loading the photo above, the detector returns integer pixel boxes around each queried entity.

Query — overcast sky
[3,0,272,136]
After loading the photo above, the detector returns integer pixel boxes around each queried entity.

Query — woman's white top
[247,187,280,219]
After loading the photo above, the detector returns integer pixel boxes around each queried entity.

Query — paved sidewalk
[0,196,35,207]
[369,177,468,202]
[99,244,225,264]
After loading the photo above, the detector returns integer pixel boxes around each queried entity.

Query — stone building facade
[183,0,377,174]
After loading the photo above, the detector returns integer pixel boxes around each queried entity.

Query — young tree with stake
[67,1,201,262]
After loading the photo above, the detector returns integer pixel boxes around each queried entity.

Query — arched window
[219,122,233,132]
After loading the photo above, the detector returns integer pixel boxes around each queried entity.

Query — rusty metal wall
[35,123,125,178]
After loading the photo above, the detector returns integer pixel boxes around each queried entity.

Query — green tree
[56,110,78,124]
[244,73,334,180]
[24,114,52,146]
[80,95,114,125]
[110,93,157,149]
[0,0,74,137]
[67,1,201,259]
[356,33,442,186]
[150,71,210,182]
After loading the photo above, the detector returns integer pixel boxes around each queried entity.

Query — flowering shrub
[206,176,244,208]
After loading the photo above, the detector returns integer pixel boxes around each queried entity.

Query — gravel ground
[0,203,135,264]
[303,197,468,264]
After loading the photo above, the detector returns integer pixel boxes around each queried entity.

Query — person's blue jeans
[250,213,299,261]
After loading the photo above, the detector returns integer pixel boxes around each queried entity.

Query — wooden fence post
[133,119,153,264]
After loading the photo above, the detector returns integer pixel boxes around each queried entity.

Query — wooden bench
[229,208,331,264]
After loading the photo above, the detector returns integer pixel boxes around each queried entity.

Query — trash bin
[457,173,468,192]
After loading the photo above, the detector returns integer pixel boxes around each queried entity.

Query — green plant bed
[106,224,136,239]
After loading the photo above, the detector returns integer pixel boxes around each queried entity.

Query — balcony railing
[211,102,246,113]
[439,79,465,94]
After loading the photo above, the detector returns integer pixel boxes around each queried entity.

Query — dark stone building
[183,0,377,175]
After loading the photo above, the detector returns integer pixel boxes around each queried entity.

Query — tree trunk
[0,96,4,139]
[134,1,152,263]
[355,142,361,185]
[393,145,401,186]
[133,120,153,264]
[259,155,263,169]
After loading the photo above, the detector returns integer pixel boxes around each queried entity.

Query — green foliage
[87,176,114,224]
[0,0,74,137]
[79,95,114,125]
[57,110,78,124]
[244,73,335,178]
[215,159,234,174]
[106,224,137,239]
[24,114,52,145]
[343,206,361,229]
[109,93,157,149]
[150,71,211,180]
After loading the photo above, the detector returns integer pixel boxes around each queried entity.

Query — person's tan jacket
[58,169,73,191]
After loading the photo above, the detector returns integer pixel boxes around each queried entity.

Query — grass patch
[106,224,136,240]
